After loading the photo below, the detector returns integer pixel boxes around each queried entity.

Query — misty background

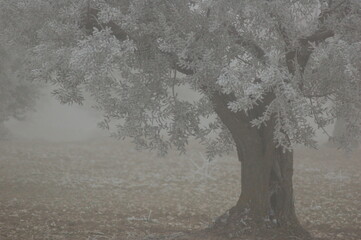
[4,86,106,142]
[3,85,333,144]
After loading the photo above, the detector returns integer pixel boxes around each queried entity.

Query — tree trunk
[333,118,346,139]
[330,118,359,148]
[212,136,310,239]
[208,91,311,239]
[0,122,9,140]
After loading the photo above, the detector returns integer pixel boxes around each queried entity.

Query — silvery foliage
[2,0,361,154]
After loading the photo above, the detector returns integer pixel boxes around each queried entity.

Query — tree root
[207,207,313,240]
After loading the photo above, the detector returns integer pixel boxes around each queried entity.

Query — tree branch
[80,7,128,41]
[285,0,352,75]
[227,25,267,64]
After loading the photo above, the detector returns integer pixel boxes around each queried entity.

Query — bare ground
[0,139,360,240]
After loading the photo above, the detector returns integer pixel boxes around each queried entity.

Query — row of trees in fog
[0,45,38,138]
[1,0,360,239]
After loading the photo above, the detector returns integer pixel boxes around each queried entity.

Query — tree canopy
[1,0,360,153]
[2,1,361,237]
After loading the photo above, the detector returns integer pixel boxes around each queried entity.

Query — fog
[5,87,106,142]
[1,87,358,240]
[4,85,333,144]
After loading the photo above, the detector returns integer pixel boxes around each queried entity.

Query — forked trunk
[209,91,311,239]
[238,145,297,226]
[212,139,310,239]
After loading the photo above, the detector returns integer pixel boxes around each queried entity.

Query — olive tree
[2,0,361,238]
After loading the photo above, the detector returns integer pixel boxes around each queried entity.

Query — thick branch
[285,28,335,76]
[80,6,274,156]
[227,25,267,64]
[285,0,352,75]
[81,7,128,41]
[81,7,195,77]
[301,28,335,45]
